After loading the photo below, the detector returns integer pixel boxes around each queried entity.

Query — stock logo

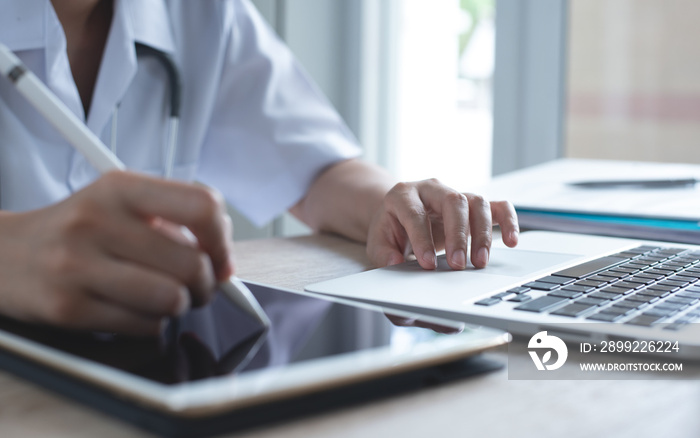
[528,331,568,371]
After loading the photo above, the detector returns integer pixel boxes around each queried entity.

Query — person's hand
[0,172,234,336]
[385,313,464,334]
[366,178,519,270]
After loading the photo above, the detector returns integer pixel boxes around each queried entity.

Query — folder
[478,159,700,243]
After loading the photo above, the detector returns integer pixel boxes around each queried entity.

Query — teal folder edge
[516,208,700,231]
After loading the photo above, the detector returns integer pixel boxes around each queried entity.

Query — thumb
[369,245,406,268]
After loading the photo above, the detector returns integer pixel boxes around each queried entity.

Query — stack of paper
[478,159,700,243]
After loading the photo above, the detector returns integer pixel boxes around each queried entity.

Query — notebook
[306,231,700,358]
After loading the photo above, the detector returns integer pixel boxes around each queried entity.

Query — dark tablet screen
[0,282,464,385]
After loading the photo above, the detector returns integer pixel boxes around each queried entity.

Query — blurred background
[566,0,700,163]
[235,0,700,239]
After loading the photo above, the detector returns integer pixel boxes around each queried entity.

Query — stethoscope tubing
[111,43,182,179]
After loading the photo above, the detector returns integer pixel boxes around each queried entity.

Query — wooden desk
[1,234,699,438]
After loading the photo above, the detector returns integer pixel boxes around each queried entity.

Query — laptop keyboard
[474,245,700,330]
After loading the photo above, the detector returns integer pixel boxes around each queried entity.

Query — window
[390,0,496,190]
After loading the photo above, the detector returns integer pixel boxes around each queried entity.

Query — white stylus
[0,43,270,328]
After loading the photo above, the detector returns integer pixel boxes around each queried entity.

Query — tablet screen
[0,282,466,386]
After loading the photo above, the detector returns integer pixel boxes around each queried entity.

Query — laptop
[306,231,700,358]
[0,281,507,437]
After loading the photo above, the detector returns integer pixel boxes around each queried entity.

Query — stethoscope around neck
[110,42,182,179]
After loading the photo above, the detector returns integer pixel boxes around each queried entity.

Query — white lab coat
[0,0,360,226]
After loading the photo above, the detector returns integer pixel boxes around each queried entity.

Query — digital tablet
[0,281,509,437]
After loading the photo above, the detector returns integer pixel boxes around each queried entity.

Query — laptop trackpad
[435,248,579,277]
[307,248,582,305]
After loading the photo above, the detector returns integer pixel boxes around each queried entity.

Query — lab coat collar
[86,0,136,134]
[127,0,176,55]
[68,0,176,191]
[1,0,178,192]
[0,2,85,124]
[0,0,176,128]
[88,0,176,132]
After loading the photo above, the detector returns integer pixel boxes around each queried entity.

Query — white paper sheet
[478,159,700,221]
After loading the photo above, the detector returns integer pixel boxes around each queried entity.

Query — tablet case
[0,344,502,437]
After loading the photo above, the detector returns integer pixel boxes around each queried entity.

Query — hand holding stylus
[0,173,234,335]
[0,43,269,334]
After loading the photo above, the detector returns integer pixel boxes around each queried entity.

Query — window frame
[491,0,569,175]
